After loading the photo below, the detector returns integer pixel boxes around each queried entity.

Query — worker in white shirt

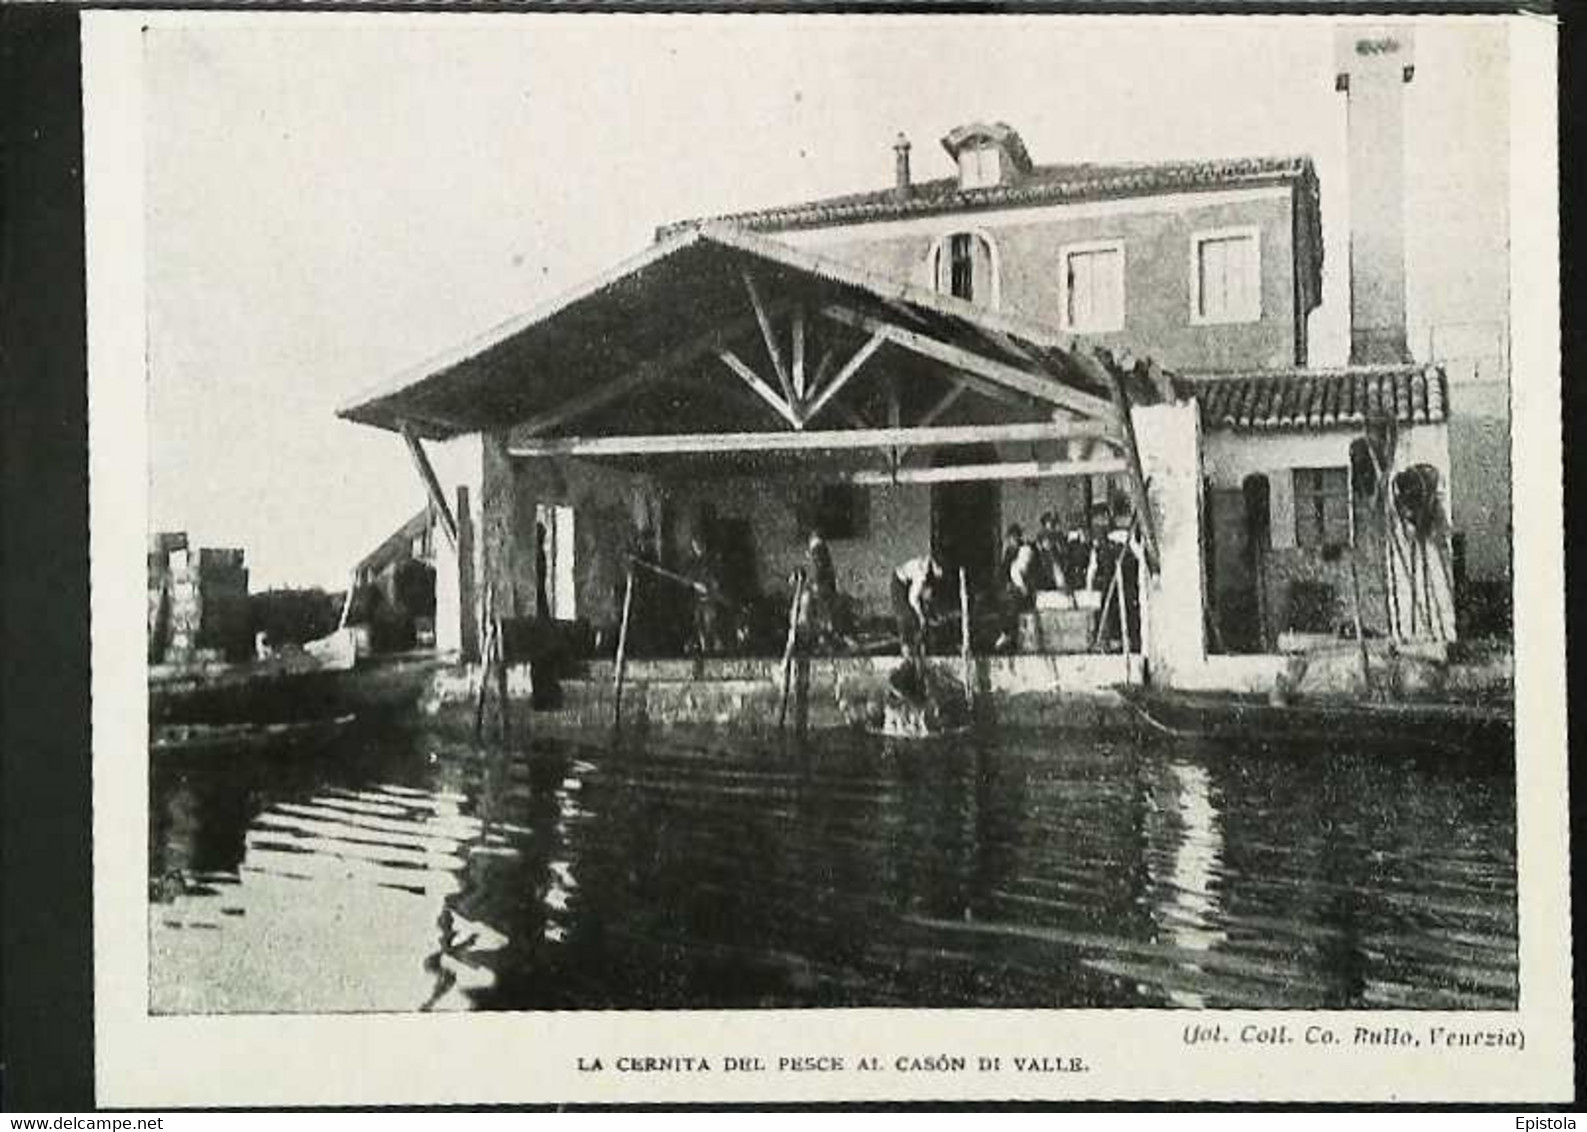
[890,553,942,664]
[995,524,1039,651]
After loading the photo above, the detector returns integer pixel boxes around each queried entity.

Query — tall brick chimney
[1335,26,1416,365]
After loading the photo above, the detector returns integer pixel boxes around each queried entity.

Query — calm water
[149,722,1517,1013]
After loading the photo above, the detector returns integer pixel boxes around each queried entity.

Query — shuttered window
[1060,242,1125,333]
[1293,468,1351,549]
[1192,228,1261,324]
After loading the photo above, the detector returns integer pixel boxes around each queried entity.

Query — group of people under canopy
[889,503,1143,664]
[992,503,1144,651]
[628,495,1141,663]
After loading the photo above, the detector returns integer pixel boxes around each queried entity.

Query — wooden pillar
[480,429,541,623]
[455,483,480,662]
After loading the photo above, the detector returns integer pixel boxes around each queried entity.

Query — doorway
[1204,475,1271,653]
[930,444,1001,597]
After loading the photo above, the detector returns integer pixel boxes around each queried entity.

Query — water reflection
[150,723,1517,1014]
[1140,759,1228,1006]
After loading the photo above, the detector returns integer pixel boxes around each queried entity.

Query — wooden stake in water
[613,568,635,729]
[778,571,806,732]
[958,568,973,707]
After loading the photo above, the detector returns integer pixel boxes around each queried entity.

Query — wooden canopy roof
[336,225,1162,447]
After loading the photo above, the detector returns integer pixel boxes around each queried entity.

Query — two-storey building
[340,27,1461,694]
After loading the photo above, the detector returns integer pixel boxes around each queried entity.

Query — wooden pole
[958,568,974,706]
[474,585,493,741]
[778,571,807,731]
[613,568,635,729]
[336,571,356,632]
[1092,563,1121,652]
[1348,553,1370,692]
[1097,362,1161,575]
[398,421,459,551]
[1116,551,1134,681]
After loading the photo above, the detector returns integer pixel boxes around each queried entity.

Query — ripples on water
[149,722,1517,1013]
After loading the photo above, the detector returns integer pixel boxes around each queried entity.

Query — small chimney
[1335,26,1416,365]
[893,132,912,200]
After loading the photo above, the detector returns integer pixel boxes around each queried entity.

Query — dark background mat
[0,0,1580,1112]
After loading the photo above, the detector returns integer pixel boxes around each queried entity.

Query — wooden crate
[1017,608,1097,653]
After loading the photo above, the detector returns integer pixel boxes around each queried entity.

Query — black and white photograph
[85,7,1570,1106]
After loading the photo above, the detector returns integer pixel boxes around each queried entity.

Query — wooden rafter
[917,381,969,428]
[717,348,803,430]
[819,304,1113,420]
[809,344,836,395]
[847,456,1126,487]
[508,368,654,440]
[803,331,886,426]
[791,308,806,401]
[742,270,796,409]
[1069,347,1161,575]
[399,421,459,550]
[507,304,789,441]
[508,419,1112,460]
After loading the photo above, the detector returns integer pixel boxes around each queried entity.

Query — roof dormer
[940,122,1033,190]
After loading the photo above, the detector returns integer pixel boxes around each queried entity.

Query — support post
[399,422,459,550]
[455,484,480,662]
[1101,363,1161,575]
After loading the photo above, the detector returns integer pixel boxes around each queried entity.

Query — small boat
[1114,685,1513,758]
[150,651,445,728]
[151,713,357,758]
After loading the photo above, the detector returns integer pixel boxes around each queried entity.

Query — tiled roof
[656,155,1316,239]
[1183,365,1450,431]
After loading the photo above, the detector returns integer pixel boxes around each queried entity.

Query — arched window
[925,230,1000,308]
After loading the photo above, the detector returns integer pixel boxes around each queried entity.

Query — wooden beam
[847,457,1126,487]
[834,404,871,429]
[809,344,836,395]
[803,331,885,426]
[399,421,459,551]
[508,368,653,440]
[508,419,1113,460]
[917,381,968,428]
[791,308,806,402]
[506,304,789,441]
[1079,348,1161,575]
[743,270,796,409]
[717,349,803,429]
[820,304,1113,419]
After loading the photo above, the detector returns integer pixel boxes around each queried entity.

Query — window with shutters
[1292,467,1352,549]
[1058,240,1125,333]
[1191,226,1261,324]
[957,145,1002,189]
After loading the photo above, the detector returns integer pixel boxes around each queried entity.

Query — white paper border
[89,9,1572,1106]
